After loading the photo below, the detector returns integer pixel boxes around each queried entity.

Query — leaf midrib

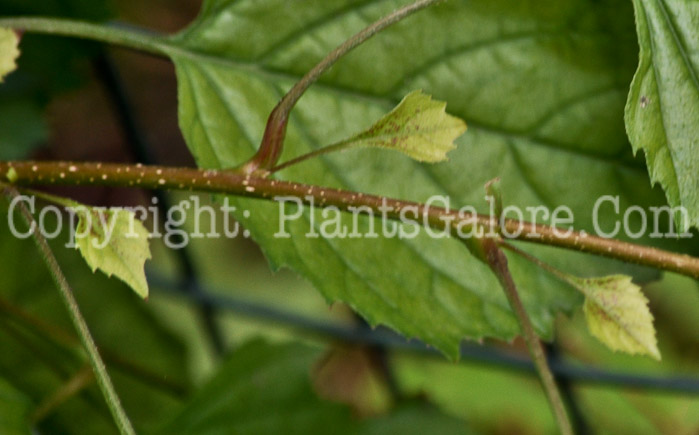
[654,0,699,98]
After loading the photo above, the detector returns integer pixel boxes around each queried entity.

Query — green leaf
[358,402,471,435]
[336,90,466,162]
[572,275,660,360]
[0,377,32,435]
[160,340,469,435]
[158,340,355,435]
[164,0,693,357]
[0,27,19,82]
[625,0,699,231]
[75,207,151,299]
[0,100,47,160]
[5,167,17,183]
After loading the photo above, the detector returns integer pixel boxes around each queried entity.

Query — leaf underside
[625,0,699,231]
[160,340,469,434]
[165,0,694,358]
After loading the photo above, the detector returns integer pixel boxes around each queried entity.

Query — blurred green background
[0,0,697,434]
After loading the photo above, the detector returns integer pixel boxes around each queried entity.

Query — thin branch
[244,0,445,173]
[0,17,170,57]
[500,241,578,281]
[481,238,573,435]
[1,1,444,175]
[2,186,136,435]
[2,160,698,279]
[269,142,348,174]
[31,365,95,424]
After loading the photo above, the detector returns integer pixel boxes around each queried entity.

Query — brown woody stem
[1,160,698,280]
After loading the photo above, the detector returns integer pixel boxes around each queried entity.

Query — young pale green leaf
[572,275,660,360]
[0,28,20,82]
[75,208,151,299]
[625,0,699,231]
[5,167,18,183]
[484,177,503,220]
[337,90,466,162]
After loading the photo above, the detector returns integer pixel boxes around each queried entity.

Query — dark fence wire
[94,53,226,355]
[148,272,699,396]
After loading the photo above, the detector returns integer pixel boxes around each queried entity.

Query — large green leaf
[159,340,469,435]
[0,99,46,160]
[0,377,32,435]
[163,0,694,358]
[625,0,699,231]
[158,340,354,435]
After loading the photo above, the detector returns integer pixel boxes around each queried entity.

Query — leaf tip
[0,27,21,83]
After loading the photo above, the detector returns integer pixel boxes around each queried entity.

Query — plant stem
[500,241,580,283]
[0,296,189,397]
[2,186,136,435]
[31,365,95,424]
[2,160,699,279]
[244,0,445,173]
[481,238,574,435]
[1,2,444,174]
[0,17,170,57]
[269,141,349,173]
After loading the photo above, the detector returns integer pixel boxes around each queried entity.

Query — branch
[1,0,446,175]
[481,238,573,435]
[1,160,698,280]
[244,0,445,173]
[0,17,170,57]
[2,185,136,435]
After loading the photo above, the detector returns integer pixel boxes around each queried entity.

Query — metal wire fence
[148,272,699,396]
